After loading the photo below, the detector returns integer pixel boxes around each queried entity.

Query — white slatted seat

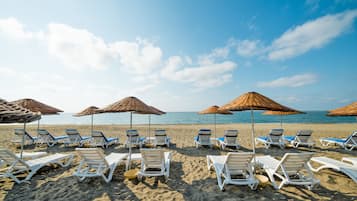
[137,149,171,182]
[320,131,357,151]
[256,152,319,189]
[153,129,170,147]
[194,129,212,148]
[0,149,73,184]
[284,130,314,148]
[91,131,118,149]
[255,128,285,149]
[74,148,127,183]
[207,152,258,191]
[125,130,145,148]
[37,129,68,147]
[64,128,91,147]
[217,130,239,150]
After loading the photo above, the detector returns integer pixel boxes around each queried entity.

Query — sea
[25,111,357,125]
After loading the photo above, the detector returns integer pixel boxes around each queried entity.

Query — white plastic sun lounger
[125,130,145,148]
[255,128,285,149]
[12,129,38,145]
[309,156,357,183]
[137,149,172,182]
[64,128,92,147]
[74,148,128,183]
[0,149,73,184]
[320,131,357,151]
[207,152,258,191]
[255,153,319,190]
[0,151,47,167]
[216,130,239,150]
[284,130,314,148]
[153,129,170,147]
[91,131,118,149]
[194,129,213,148]
[37,129,68,147]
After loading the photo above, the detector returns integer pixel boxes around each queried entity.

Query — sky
[0,0,357,112]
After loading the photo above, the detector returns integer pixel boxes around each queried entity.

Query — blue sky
[0,0,356,112]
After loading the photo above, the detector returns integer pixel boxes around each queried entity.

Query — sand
[0,123,356,201]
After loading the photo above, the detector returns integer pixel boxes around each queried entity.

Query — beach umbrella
[74,106,103,135]
[135,106,166,140]
[221,91,296,154]
[263,110,305,128]
[198,105,233,138]
[101,96,157,169]
[11,98,63,131]
[327,102,357,117]
[0,98,41,158]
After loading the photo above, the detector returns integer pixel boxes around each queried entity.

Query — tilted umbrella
[11,98,63,131]
[74,106,103,135]
[135,106,166,140]
[198,105,233,138]
[101,96,157,169]
[327,101,357,122]
[263,110,305,128]
[0,98,41,158]
[221,91,296,154]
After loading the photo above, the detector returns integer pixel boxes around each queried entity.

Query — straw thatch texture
[11,98,63,115]
[0,98,41,123]
[135,106,166,115]
[327,101,357,116]
[221,91,296,112]
[198,105,233,115]
[74,106,103,117]
[263,110,305,116]
[101,96,156,114]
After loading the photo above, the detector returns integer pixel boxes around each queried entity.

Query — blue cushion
[139,137,146,142]
[55,135,68,140]
[106,137,117,142]
[257,136,268,141]
[284,136,295,142]
[217,137,225,142]
[323,137,346,143]
[82,136,91,140]
[194,136,199,141]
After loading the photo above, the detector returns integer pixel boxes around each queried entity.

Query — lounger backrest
[126,130,139,143]
[141,149,164,170]
[14,129,34,142]
[296,130,312,142]
[277,152,313,175]
[155,130,167,145]
[224,130,238,144]
[225,152,254,176]
[66,129,82,142]
[75,148,109,169]
[38,129,55,140]
[0,149,29,170]
[269,128,284,143]
[198,129,211,144]
[346,131,357,145]
[91,131,109,144]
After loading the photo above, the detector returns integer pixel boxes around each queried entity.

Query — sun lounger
[309,156,357,183]
[255,128,285,149]
[0,151,47,167]
[0,148,73,184]
[11,129,38,145]
[216,130,239,150]
[125,130,145,148]
[207,152,258,190]
[91,131,118,149]
[284,130,314,148]
[137,149,171,182]
[74,148,127,183]
[320,131,357,151]
[64,128,92,147]
[194,129,213,148]
[255,152,319,189]
[153,129,170,147]
[37,129,68,147]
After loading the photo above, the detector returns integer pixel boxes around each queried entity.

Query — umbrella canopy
[198,105,233,137]
[74,106,103,135]
[221,91,297,154]
[0,98,41,159]
[263,110,305,128]
[327,102,357,116]
[11,98,63,115]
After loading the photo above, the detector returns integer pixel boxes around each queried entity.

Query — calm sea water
[25,111,357,125]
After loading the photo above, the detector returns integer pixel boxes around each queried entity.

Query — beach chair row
[1,147,356,191]
[12,128,171,149]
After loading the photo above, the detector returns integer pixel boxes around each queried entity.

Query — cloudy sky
[0,0,356,112]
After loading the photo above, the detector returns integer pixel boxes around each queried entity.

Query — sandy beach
[0,123,356,201]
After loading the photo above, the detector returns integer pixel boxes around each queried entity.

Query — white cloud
[268,9,357,60]
[161,56,237,88]
[257,73,317,88]
[236,40,264,57]
[198,46,230,65]
[0,17,44,40]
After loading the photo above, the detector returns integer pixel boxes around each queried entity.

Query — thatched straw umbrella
[0,98,41,158]
[11,98,63,131]
[327,101,357,122]
[198,105,233,138]
[101,96,157,169]
[74,106,103,135]
[221,91,296,154]
[135,106,166,140]
[263,110,305,128]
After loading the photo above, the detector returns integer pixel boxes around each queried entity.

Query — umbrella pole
[148,115,151,140]
[128,112,133,170]
[130,112,133,129]
[20,122,26,159]
[250,109,256,154]
[37,119,40,132]
[214,114,217,138]
[280,115,283,128]
[91,114,94,135]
